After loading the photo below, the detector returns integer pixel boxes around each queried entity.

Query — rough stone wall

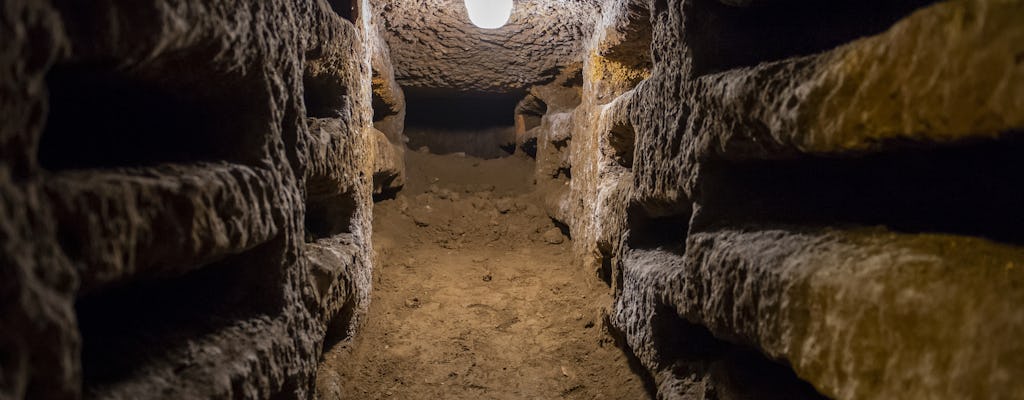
[377,0,598,91]
[0,0,404,398]
[531,0,1024,398]
[524,0,651,288]
[368,19,408,197]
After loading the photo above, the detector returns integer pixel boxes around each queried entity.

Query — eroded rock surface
[377,0,598,91]
[4,0,1024,398]
[0,0,405,398]
[519,0,1024,399]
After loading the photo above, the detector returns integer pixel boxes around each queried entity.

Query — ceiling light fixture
[464,0,513,29]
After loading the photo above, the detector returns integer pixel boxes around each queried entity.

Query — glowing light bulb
[464,0,513,29]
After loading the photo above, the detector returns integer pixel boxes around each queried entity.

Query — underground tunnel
[1,0,1023,399]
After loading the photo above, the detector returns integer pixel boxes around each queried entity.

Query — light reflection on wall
[464,0,513,29]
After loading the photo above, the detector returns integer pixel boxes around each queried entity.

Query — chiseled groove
[617,227,1024,399]
[45,162,283,294]
[52,0,351,70]
[631,0,1024,204]
[87,314,298,399]
[694,0,1024,159]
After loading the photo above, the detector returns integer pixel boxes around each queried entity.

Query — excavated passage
[402,88,523,159]
[316,150,651,399]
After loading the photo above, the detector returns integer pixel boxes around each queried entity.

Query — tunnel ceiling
[376,0,597,92]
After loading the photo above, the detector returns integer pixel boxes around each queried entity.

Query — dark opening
[40,65,267,171]
[696,133,1024,245]
[405,125,516,159]
[327,0,357,22]
[521,115,542,132]
[305,193,358,241]
[649,305,826,399]
[598,252,614,287]
[607,122,636,168]
[403,88,522,158]
[371,72,400,123]
[650,305,726,366]
[561,68,584,88]
[602,314,659,398]
[322,297,357,355]
[520,137,538,158]
[556,166,572,180]
[76,238,287,393]
[304,72,349,118]
[372,171,404,202]
[551,218,572,240]
[627,203,692,254]
[268,378,302,400]
[371,91,397,123]
[404,87,522,130]
[685,0,939,76]
[516,95,549,131]
[595,244,627,297]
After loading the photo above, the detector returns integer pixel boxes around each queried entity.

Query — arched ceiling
[375,0,598,92]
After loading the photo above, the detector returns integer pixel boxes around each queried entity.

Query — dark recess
[322,297,357,356]
[76,238,288,393]
[372,173,404,202]
[520,114,542,132]
[405,125,516,159]
[371,90,398,123]
[371,71,400,123]
[403,88,522,158]
[499,142,517,155]
[602,314,660,398]
[40,65,267,171]
[556,166,572,180]
[327,0,357,22]
[305,73,349,118]
[516,95,548,131]
[561,68,585,87]
[696,134,1024,245]
[595,245,625,297]
[551,218,572,240]
[305,193,357,241]
[520,137,538,158]
[686,0,939,76]
[649,305,827,399]
[628,203,692,254]
[607,122,636,168]
[404,87,524,130]
[598,255,614,287]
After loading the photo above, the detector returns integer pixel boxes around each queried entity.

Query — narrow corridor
[317,151,650,399]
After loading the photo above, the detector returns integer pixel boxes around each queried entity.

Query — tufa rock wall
[524,0,1024,398]
[378,0,598,92]
[0,0,405,398]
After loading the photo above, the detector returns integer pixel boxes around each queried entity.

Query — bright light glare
[464,0,513,29]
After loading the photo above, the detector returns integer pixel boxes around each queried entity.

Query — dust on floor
[316,150,651,399]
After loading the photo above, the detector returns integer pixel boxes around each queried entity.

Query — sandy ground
[316,150,651,399]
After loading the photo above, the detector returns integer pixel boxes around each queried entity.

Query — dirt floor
[316,150,652,399]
